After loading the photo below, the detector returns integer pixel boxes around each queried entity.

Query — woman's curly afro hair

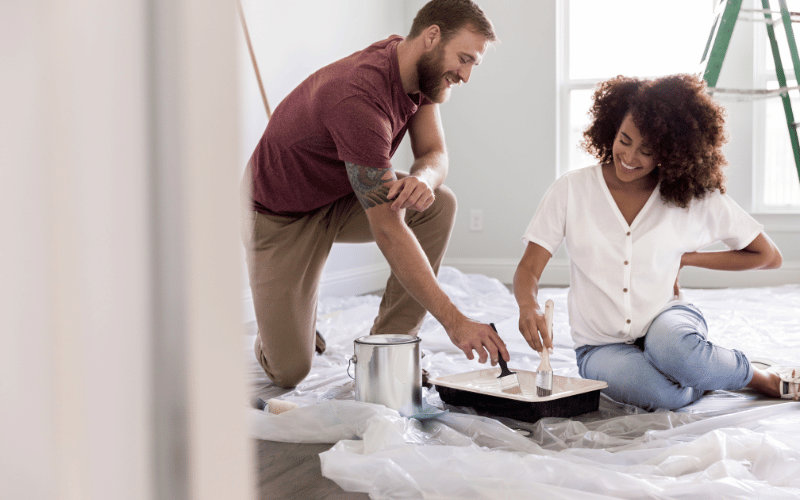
[581,74,728,208]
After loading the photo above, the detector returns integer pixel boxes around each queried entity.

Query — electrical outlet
[469,209,483,232]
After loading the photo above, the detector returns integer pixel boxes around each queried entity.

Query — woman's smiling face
[612,113,658,184]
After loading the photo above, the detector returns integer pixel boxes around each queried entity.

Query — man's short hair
[408,0,496,44]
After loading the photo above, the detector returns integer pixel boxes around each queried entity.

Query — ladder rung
[741,8,800,17]
[708,85,800,98]
[739,8,800,24]
[739,15,800,25]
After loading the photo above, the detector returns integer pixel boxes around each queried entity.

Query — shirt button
[624,261,629,265]
[626,319,631,324]
[626,231,631,236]
[623,288,628,292]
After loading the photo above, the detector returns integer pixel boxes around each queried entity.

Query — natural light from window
[564,0,800,211]
[565,0,715,173]
[568,1,714,81]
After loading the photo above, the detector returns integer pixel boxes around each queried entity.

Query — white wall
[424,0,562,283]
[239,0,799,301]
[238,0,411,302]
[438,0,800,288]
[238,0,561,299]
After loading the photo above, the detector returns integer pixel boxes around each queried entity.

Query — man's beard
[416,46,450,103]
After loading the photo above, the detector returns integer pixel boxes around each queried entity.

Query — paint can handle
[347,355,357,379]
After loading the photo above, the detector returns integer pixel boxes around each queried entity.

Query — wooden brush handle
[537,299,554,371]
[544,299,555,352]
[540,343,551,370]
[544,299,554,345]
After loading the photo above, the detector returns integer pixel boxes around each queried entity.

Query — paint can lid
[354,334,421,345]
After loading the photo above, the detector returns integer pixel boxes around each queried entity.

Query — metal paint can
[348,334,422,413]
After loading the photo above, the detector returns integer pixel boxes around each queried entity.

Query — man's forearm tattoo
[345,162,395,210]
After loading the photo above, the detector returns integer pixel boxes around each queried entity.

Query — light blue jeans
[575,304,754,411]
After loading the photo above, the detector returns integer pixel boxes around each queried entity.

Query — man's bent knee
[264,360,312,389]
[433,184,457,218]
[255,339,313,388]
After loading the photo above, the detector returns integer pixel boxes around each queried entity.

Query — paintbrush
[491,323,521,394]
[536,300,554,397]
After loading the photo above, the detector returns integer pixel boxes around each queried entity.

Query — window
[561,0,800,212]
[561,0,715,175]
[753,0,800,211]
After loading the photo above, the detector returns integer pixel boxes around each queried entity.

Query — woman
[514,74,797,410]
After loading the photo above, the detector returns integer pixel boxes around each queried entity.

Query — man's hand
[387,175,435,212]
[445,318,510,365]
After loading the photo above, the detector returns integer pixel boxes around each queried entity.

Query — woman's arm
[681,232,783,271]
[513,242,554,353]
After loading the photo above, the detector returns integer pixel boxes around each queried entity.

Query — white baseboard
[242,259,799,322]
[319,262,391,297]
[241,263,391,323]
[442,257,569,286]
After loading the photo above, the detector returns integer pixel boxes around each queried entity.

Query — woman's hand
[679,233,782,272]
[514,242,554,353]
[674,252,693,297]
[518,303,551,353]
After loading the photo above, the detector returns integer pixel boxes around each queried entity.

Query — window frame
[558,0,597,178]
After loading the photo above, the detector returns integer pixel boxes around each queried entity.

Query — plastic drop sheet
[248,267,800,499]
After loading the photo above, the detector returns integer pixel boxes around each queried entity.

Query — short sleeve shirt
[523,164,763,348]
[249,36,431,215]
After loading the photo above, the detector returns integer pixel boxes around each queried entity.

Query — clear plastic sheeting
[247,267,800,499]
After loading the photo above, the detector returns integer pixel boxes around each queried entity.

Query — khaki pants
[241,177,457,388]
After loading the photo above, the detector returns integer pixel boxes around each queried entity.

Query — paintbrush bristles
[536,349,553,396]
[491,323,522,394]
[536,300,555,397]
[497,356,522,394]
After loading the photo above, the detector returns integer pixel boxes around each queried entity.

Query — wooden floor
[256,440,370,499]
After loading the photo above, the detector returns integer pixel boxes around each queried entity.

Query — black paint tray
[432,367,607,423]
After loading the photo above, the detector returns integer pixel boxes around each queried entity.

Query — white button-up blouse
[523,164,763,348]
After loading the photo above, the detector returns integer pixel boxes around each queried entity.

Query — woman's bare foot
[747,368,799,400]
[747,369,782,398]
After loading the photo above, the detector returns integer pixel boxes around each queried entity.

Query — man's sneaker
[315,330,326,355]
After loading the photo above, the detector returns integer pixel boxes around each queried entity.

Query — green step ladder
[699,0,800,185]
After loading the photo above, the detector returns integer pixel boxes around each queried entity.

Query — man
[243,0,509,388]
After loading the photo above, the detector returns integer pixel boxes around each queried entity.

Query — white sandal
[767,367,800,401]
[750,357,777,371]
